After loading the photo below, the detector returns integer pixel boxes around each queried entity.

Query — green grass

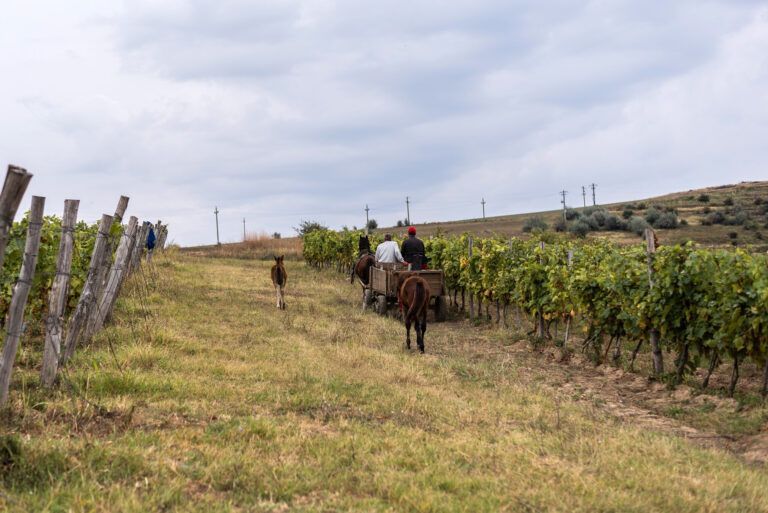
[1,250,767,511]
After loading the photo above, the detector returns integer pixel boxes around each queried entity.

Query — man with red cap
[401,226,427,269]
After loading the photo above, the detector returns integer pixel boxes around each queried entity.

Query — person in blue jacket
[146,222,156,262]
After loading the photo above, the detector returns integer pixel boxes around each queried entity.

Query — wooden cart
[366,262,448,322]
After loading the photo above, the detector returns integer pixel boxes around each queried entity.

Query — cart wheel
[362,289,371,311]
[434,295,448,322]
[376,295,388,316]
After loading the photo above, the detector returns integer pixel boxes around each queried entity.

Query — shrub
[754,198,763,205]
[583,214,600,230]
[604,214,626,231]
[653,212,678,229]
[582,206,601,216]
[724,197,734,206]
[522,216,548,233]
[698,194,710,203]
[756,232,763,240]
[272,232,281,239]
[628,216,650,235]
[294,220,328,237]
[702,206,711,214]
[591,210,607,226]
[745,220,759,231]
[553,219,568,232]
[623,203,637,210]
[622,209,634,220]
[733,210,748,225]
[679,219,688,226]
[570,219,592,238]
[706,211,726,225]
[636,202,647,209]
[645,207,662,225]
[729,232,738,239]
[565,208,581,220]
[367,219,378,230]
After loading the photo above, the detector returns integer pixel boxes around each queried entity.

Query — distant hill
[374,181,768,250]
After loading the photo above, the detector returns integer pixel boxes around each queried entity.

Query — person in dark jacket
[401,227,427,269]
[146,222,156,262]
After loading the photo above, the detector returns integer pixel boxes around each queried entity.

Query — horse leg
[275,285,281,308]
[405,316,412,350]
[418,311,426,353]
[280,285,286,309]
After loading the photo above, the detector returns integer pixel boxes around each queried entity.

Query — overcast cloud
[1,1,767,245]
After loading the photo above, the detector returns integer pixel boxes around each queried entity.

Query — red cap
[408,227,416,235]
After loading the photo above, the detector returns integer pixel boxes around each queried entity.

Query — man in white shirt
[375,234,405,264]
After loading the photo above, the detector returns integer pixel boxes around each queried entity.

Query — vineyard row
[302,229,768,398]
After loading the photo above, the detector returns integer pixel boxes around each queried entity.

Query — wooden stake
[0,196,45,406]
[0,165,33,275]
[93,197,129,311]
[90,217,139,336]
[60,214,114,365]
[645,228,664,375]
[468,236,474,317]
[41,199,80,388]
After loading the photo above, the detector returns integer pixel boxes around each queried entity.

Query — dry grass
[1,250,767,512]
[182,232,303,261]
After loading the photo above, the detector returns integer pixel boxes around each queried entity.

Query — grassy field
[1,250,768,512]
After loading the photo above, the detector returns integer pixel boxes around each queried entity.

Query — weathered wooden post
[468,236,474,317]
[0,165,33,275]
[41,199,80,387]
[93,196,129,310]
[60,214,114,366]
[128,221,148,274]
[645,227,664,375]
[0,196,45,406]
[90,217,138,335]
[563,248,573,349]
[537,241,546,338]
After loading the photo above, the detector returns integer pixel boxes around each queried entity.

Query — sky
[1,1,767,246]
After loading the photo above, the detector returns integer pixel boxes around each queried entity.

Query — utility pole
[560,190,568,221]
[590,183,597,206]
[405,196,410,225]
[365,204,370,228]
[582,186,586,208]
[214,206,220,246]
[481,198,486,219]
[243,218,246,240]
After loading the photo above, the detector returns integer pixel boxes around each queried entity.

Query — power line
[591,183,597,206]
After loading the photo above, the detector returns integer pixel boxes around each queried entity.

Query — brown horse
[398,273,431,353]
[351,252,375,285]
[271,255,287,309]
[351,252,375,310]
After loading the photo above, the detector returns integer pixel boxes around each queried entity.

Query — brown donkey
[398,274,431,353]
[271,255,287,309]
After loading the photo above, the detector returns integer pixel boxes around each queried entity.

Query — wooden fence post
[41,199,80,387]
[0,165,33,275]
[468,236,474,317]
[93,196,129,313]
[0,196,45,406]
[60,214,114,366]
[90,216,138,335]
[645,227,664,375]
[129,221,149,273]
[563,248,573,348]
[537,241,546,338]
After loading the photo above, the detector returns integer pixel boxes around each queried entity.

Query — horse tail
[406,280,426,322]
[275,266,284,286]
